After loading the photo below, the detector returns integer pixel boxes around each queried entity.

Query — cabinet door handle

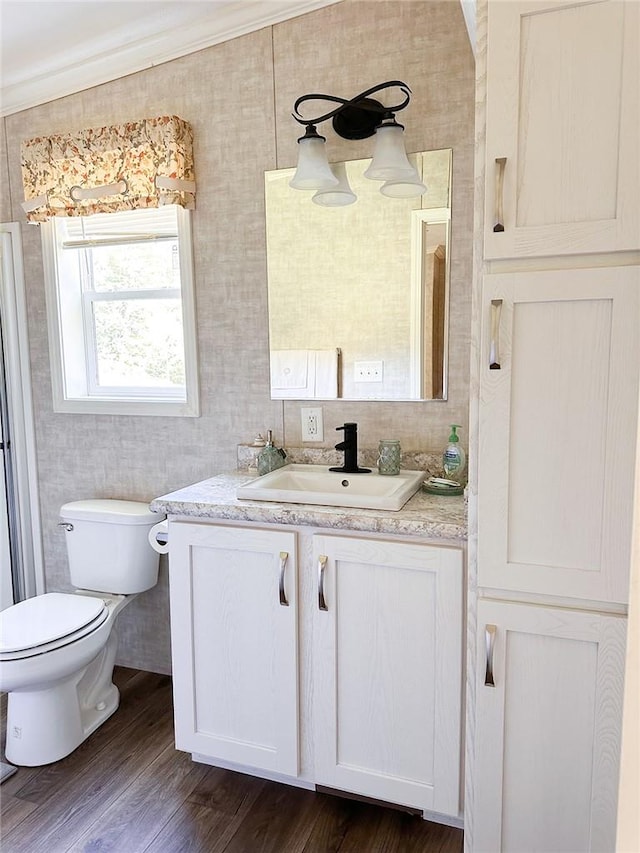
[484,624,497,687]
[489,299,503,370]
[318,555,328,611]
[279,551,289,607]
[493,157,507,232]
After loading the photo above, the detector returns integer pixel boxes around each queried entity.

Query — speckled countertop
[150,469,467,542]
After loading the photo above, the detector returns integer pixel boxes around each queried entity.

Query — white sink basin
[236,464,426,511]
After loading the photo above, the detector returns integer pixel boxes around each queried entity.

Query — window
[42,206,199,416]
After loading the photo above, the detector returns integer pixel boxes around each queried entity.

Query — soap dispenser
[257,430,287,475]
[442,425,466,483]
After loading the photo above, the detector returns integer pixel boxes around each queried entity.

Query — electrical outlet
[354,360,383,382]
[301,407,323,441]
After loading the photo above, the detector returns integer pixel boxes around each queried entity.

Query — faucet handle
[335,422,357,449]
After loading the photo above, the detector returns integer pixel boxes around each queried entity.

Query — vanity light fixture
[290,81,426,205]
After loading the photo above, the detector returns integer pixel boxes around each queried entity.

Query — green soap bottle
[257,430,287,475]
[442,425,466,483]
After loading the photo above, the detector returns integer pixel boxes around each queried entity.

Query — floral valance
[21,115,195,223]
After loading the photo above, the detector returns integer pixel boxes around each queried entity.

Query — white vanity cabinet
[167,519,464,820]
[473,599,627,853]
[168,522,300,776]
[312,535,463,817]
[484,0,638,260]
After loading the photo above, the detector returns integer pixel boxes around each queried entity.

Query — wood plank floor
[1,667,464,853]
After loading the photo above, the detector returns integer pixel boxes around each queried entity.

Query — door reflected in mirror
[265,148,452,401]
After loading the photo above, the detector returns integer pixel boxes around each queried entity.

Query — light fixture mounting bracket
[331,97,384,140]
[292,81,411,141]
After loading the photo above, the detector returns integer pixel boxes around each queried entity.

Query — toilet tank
[59,499,165,594]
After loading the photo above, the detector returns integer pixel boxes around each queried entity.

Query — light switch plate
[354,361,383,382]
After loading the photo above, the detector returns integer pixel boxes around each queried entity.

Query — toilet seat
[0,593,109,661]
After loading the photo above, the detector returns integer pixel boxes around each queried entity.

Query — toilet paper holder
[148,519,169,555]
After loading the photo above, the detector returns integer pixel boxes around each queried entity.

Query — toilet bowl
[0,499,165,766]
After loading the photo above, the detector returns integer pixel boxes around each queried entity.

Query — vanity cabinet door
[478,266,639,603]
[484,0,638,259]
[312,535,463,817]
[473,599,626,853]
[168,522,299,776]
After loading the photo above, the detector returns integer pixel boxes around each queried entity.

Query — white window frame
[41,206,200,417]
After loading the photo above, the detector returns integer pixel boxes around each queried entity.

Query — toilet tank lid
[60,499,164,525]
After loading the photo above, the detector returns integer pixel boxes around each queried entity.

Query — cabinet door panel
[169,523,299,775]
[313,535,463,816]
[478,266,639,602]
[474,599,626,852]
[484,0,638,258]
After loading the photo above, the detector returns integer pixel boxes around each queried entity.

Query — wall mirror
[265,148,452,401]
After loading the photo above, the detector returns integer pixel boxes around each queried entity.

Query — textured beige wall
[274,1,475,446]
[1,0,474,673]
[1,124,12,222]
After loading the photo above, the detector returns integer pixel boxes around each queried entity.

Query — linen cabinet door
[484,0,638,259]
[168,522,299,776]
[312,535,463,817]
[478,266,639,603]
[473,599,626,853]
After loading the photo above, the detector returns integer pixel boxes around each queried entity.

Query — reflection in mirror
[265,149,452,401]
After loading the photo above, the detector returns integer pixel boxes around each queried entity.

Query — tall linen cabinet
[467,2,639,851]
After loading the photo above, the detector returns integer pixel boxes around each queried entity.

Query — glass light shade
[380,172,427,198]
[312,162,357,206]
[289,136,339,190]
[363,123,416,182]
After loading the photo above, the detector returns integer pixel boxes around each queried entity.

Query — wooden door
[312,534,463,816]
[168,522,299,775]
[473,598,626,852]
[484,0,638,259]
[478,266,639,603]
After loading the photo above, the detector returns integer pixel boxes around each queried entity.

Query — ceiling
[0,0,475,118]
[0,0,342,116]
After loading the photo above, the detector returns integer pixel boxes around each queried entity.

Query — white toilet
[0,499,165,767]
